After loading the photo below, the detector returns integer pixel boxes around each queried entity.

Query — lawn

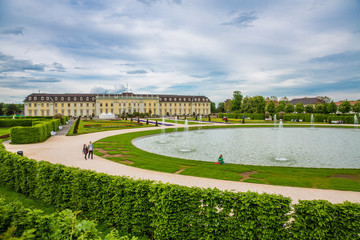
[94,126,360,192]
[67,119,153,135]
[0,128,11,140]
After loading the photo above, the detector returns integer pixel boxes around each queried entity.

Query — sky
[0,0,359,104]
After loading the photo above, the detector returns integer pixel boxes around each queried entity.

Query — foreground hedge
[0,142,359,239]
[0,198,138,240]
[10,119,61,144]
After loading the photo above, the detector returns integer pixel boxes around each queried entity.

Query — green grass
[149,118,202,125]
[67,119,153,135]
[0,184,57,215]
[0,128,11,140]
[94,126,360,192]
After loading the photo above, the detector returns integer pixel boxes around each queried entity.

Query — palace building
[23,92,211,117]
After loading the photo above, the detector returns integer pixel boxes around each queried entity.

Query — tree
[285,104,295,113]
[224,100,232,112]
[252,96,266,113]
[317,96,331,104]
[305,104,314,113]
[5,104,20,115]
[314,103,326,114]
[295,102,304,114]
[241,96,254,113]
[352,101,360,113]
[270,96,278,102]
[210,102,216,113]
[275,101,286,113]
[338,101,351,113]
[0,103,3,115]
[217,102,225,113]
[266,100,276,115]
[279,97,289,102]
[327,101,337,114]
[230,91,243,111]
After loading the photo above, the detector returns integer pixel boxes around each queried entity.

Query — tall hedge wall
[0,141,359,239]
[0,119,33,127]
[219,113,265,120]
[10,119,60,144]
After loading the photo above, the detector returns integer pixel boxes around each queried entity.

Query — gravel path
[4,122,360,204]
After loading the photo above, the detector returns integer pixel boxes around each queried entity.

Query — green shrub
[1,141,359,239]
[327,115,355,124]
[0,119,33,127]
[10,120,59,144]
[219,113,265,120]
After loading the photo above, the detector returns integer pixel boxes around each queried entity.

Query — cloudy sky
[0,0,359,104]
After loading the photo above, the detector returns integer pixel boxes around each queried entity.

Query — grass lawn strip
[67,119,154,135]
[94,126,360,192]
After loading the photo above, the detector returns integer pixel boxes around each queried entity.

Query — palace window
[55,103,57,107]
[144,103,146,106]
[61,97,64,101]
[46,103,49,107]
[41,97,44,100]
[100,103,103,107]
[74,97,77,101]
[86,97,89,101]
[29,103,32,107]
[67,97,70,101]
[28,97,32,100]
[105,103,108,107]
[86,103,89,107]
[41,103,44,107]
[174,98,177,101]
[34,97,37,100]
[68,103,70,107]
[111,103,113,107]
[55,97,58,101]
[74,103,77,107]
[61,103,64,107]
[80,97,83,101]
[46,97,49,100]
[34,103,37,107]
[80,103,83,107]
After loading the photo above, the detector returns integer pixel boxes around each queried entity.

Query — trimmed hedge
[327,115,355,124]
[282,113,328,122]
[0,119,33,127]
[219,113,265,120]
[10,119,61,144]
[0,141,359,239]
[0,199,137,239]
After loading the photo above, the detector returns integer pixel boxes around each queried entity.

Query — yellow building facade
[24,92,211,117]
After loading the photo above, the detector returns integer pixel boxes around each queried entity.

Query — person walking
[88,141,93,159]
[82,144,88,160]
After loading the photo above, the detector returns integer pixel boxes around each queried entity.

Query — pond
[133,128,360,168]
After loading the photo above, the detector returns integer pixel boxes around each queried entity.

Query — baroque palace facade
[24,92,211,117]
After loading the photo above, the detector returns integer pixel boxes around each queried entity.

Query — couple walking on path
[82,141,94,160]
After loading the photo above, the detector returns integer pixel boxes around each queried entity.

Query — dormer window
[74,97,77,101]
[28,97,32,100]
[80,97,83,101]
[170,98,172,101]
[41,97,44,100]
[86,97,89,101]
[46,97,49,100]
[61,97,64,101]
[67,97,70,101]
[55,97,58,101]
[174,98,177,101]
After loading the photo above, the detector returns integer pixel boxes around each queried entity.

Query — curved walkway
[4,122,360,204]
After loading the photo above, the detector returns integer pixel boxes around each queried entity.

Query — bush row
[10,119,61,144]
[219,113,265,120]
[73,116,81,134]
[0,119,33,127]
[0,142,359,239]
[0,198,137,240]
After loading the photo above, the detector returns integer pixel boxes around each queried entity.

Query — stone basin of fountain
[133,127,360,169]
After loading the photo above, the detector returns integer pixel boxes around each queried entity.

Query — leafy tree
[275,101,286,113]
[279,97,289,102]
[327,101,338,114]
[210,102,216,113]
[285,104,295,113]
[241,96,254,113]
[224,100,232,112]
[352,101,360,113]
[266,100,276,115]
[338,101,351,113]
[217,102,225,113]
[305,104,314,113]
[317,96,331,104]
[0,103,3,115]
[314,103,327,114]
[295,102,304,114]
[230,91,243,111]
[5,104,20,115]
[252,95,266,113]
